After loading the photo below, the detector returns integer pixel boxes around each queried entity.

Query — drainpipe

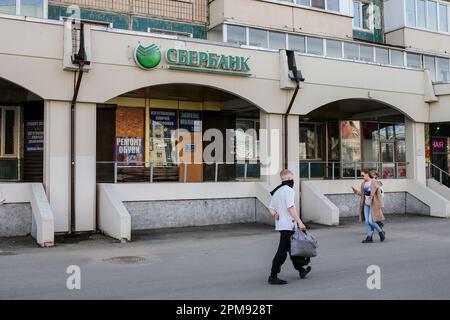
[70,22,91,233]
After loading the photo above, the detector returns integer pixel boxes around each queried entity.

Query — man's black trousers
[271,230,309,277]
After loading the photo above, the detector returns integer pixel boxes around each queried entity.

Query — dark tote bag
[290,228,319,257]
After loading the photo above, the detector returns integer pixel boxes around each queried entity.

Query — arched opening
[96,83,261,183]
[0,77,44,182]
[299,99,407,180]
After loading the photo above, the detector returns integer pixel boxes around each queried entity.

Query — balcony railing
[49,0,209,24]
[96,160,261,183]
[300,161,408,180]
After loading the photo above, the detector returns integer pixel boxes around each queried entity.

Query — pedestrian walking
[267,169,311,285]
[370,170,385,231]
[351,169,386,243]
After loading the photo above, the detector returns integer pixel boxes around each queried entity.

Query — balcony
[209,0,354,40]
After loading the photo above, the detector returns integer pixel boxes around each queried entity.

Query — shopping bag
[290,228,318,257]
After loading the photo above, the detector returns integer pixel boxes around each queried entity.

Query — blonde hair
[370,170,380,179]
[280,169,294,180]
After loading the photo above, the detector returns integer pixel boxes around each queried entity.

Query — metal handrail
[96,160,260,184]
[427,163,450,185]
[299,161,408,180]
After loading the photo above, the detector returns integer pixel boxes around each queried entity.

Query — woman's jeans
[364,204,382,237]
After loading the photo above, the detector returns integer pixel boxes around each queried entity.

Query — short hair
[370,170,379,179]
[280,169,293,179]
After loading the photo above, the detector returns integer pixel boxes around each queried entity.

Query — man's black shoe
[379,231,386,242]
[268,276,287,285]
[299,266,312,279]
[362,236,373,243]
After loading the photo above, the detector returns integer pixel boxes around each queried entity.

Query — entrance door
[96,105,116,182]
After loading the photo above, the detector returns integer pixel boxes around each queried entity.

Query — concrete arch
[0,76,44,101]
[291,84,429,122]
[78,65,284,113]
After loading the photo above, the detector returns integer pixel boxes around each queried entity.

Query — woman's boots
[379,231,386,242]
[362,235,373,243]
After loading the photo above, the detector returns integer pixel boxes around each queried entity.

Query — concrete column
[287,115,300,209]
[75,102,97,231]
[259,112,283,187]
[44,100,70,232]
[405,119,426,185]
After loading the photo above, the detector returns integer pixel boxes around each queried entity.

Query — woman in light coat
[352,169,386,243]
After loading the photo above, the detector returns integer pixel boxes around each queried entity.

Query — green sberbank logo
[134,43,251,76]
[134,44,161,69]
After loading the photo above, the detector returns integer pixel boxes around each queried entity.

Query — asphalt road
[0,214,449,299]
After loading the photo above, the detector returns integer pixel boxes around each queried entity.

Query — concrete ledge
[0,183,54,246]
[30,183,54,247]
[301,179,450,224]
[97,184,131,241]
[301,181,339,226]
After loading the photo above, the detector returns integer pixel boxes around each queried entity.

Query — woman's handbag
[290,228,319,257]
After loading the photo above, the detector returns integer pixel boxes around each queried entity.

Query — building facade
[1,0,450,245]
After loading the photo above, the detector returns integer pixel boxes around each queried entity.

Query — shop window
[299,123,323,160]
[341,121,361,177]
[235,119,259,161]
[227,25,246,46]
[288,34,306,53]
[249,28,268,48]
[115,107,145,167]
[362,122,380,165]
[149,109,178,166]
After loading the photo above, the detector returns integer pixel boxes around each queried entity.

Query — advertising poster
[179,111,202,133]
[150,110,177,165]
[25,120,44,152]
[341,120,361,176]
[116,137,144,166]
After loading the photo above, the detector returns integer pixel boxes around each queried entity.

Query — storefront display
[341,120,361,177]
[115,137,144,166]
[150,109,177,166]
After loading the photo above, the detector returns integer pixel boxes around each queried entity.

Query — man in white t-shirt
[267,169,311,285]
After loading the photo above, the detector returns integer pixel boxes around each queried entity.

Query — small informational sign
[25,120,44,152]
[116,137,144,166]
[179,111,202,133]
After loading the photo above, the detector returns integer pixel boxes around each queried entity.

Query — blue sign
[25,120,44,152]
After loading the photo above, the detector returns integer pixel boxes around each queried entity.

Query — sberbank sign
[134,43,251,77]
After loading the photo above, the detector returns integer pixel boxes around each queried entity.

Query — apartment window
[344,42,359,60]
[326,39,342,58]
[406,0,417,26]
[353,1,372,31]
[437,57,450,82]
[249,28,268,48]
[208,25,223,42]
[311,0,325,9]
[327,0,339,11]
[0,0,44,17]
[407,52,422,68]
[360,45,374,62]
[427,1,438,31]
[390,50,405,66]
[307,37,324,55]
[424,55,437,81]
[375,47,390,64]
[406,0,450,33]
[288,34,306,52]
[227,25,246,45]
[439,4,448,32]
[0,0,16,14]
[269,31,286,49]
[418,0,427,28]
